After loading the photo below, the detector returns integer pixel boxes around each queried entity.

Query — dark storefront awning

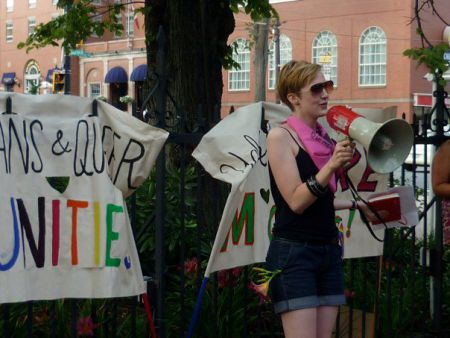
[2,72,16,85]
[105,66,128,84]
[130,64,148,82]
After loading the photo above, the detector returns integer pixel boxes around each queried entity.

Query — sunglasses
[309,80,334,95]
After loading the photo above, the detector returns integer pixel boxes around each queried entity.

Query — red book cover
[368,193,402,225]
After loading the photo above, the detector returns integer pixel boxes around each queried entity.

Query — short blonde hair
[277,60,322,111]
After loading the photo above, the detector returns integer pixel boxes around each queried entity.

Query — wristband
[350,200,357,210]
[306,176,328,197]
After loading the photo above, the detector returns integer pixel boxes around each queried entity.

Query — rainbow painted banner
[0,93,168,303]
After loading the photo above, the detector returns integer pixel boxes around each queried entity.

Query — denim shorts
[265,237,346,314]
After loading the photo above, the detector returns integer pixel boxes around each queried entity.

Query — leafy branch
[17,0,145,53]
[403,0,450,85]
[404,43,450,87]
[18,0,277,74]
[229,0,277,22]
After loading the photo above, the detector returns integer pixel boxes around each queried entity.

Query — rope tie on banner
[3,97,15,115]
[345,174,388,242]
[89,99,98,117]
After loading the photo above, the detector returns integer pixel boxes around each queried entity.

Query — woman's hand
[357,201,389,223]
[327,139,355,172]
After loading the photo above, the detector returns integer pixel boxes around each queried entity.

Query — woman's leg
[281,307,317,338]
[316,306,338,338]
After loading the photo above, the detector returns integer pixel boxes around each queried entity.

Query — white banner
[194,103,405,276]
[0,93,168,303]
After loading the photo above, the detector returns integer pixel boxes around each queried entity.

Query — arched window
[359,27,387,86]
[228,38,250,91]
[24,61,41,94]
[268,35,292,90]
[86,68,101,98]
[312,31,338,85]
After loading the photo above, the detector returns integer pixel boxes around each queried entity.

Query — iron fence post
[431,75,446,334]
[154,25,168,338]
[3,305,10,338]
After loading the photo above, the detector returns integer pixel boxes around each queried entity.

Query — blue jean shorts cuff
[274,295,319,314]
[274,294,346,314]
[318,294,346,307]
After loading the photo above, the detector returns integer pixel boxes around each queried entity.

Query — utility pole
[254,18,269,102]
[63,3,71,95]
[273,18,281,103]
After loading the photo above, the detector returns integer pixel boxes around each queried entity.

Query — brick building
[1,0,449,121]
[222,0,450,120]
[78,3,146,114]
[0,0,68,94]
[0,0,144,105]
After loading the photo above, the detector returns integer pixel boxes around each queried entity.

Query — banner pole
[185,277,209,338]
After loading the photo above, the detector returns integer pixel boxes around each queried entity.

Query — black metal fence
[1,29,449,338]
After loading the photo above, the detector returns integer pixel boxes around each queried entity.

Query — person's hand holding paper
[363,186,419,230]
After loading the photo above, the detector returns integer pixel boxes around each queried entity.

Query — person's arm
[432,140,450,198]
[267,128,354,214]
[334,199,380,222]
[334,199,357,210]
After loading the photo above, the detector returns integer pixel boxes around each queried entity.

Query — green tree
[19,0,277,127]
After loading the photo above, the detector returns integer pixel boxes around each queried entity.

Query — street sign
[70,49,93,58]
[443,51,450,61]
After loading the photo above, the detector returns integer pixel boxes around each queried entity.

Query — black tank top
[269,129,338,243]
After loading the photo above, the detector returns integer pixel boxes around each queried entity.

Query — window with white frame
[89,83,101,98]
[126,12,135,37]
[24,62,40,94]
[268,34,292,89]
[52,0,58,5]
[228,38,250,91]
[312,31,338,85]
[6,22,13,43]
[28,18,36,36]
[29,0,36,9]
[359,26,387,86]
[7,0,14,12]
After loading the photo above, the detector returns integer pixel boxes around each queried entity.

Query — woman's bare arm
[432,140,450,198]
[267,127,320,214]
[334,199,355,210]
[267,127,353,214]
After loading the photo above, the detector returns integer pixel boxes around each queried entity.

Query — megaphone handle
[344,136,354,145]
